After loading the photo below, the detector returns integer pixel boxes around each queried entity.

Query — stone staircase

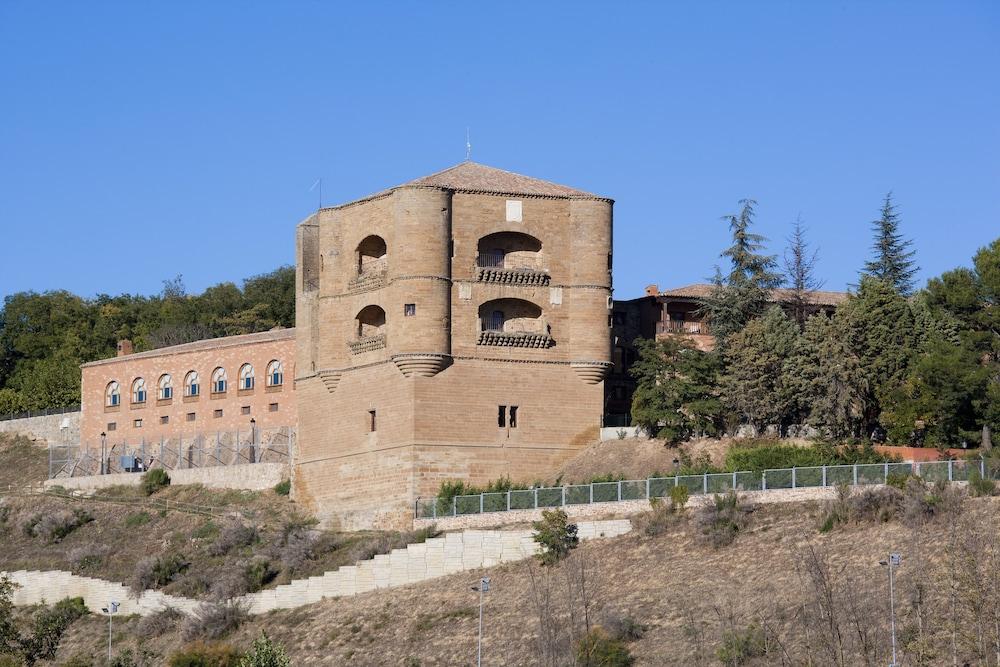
[4,519,632,616]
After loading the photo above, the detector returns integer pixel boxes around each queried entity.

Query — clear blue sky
[1,2,997,300]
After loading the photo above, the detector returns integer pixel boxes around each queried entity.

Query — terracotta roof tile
[658,283,848,307]
[327,161,606,209]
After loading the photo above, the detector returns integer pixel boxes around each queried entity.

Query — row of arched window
[105,360,284,407]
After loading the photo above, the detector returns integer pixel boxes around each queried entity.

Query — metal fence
[415,459,998,519]
[48,425,294,479]
[1,405,80,422]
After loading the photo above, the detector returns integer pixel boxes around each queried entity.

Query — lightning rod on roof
[309,178,322,209]
[466,127,472,161]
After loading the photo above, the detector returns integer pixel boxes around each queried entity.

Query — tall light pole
[880,553,901,667]
[101,600,119,662]
[100,431,107,475]
[249,417,257,463]
[471,576,490,667]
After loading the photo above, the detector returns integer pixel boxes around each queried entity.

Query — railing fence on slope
[0,405,80,423]
[48,425,294,479]
[415,459,997,519]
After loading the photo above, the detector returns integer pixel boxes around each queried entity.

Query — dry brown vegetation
[29,495,1000,666]
[0,433,48,491]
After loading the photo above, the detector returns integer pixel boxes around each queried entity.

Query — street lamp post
[249,417,256,463]
[100,431,107,475]
[880,553,901,667]
[101,601,119,662]
[471,576,490,667]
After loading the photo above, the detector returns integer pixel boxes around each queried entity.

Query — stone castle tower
[293,162,613,529]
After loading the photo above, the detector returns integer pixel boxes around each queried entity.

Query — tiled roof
[327,161,607,209]
[81,328,296,368]
[658,283,848,307]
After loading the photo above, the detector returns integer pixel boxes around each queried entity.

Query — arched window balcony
[477,298,553,348]
[476,232,549,286]
[349,305,388,354]
[350,235,388,291]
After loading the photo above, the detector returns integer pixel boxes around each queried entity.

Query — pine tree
[862,192,919,295]
[720,307,800,434]
[699,199,783,344]
[783,217,823,330]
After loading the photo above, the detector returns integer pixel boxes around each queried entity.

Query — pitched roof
[327,161,607,209]
[81,328,296,368]
[657,283,848,307]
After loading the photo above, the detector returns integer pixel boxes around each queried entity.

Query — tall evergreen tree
[699,199,783,344]
[783,217,823,330]
[862,192,919,295]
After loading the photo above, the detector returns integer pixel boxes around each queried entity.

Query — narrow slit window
[509,406,518,428]
[498,405,506,428]
[368,409,377,432]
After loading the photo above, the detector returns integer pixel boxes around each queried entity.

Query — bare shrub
[820,485,903,532]
[137,606,185,637]
[209,557,276,601]
[901,477,964,526]
[208,521,257,557]
[20,508,93,542]
[183,600,249,641]
[68,543,110,571]
[132,553,189,594]
[634,497,683,537]
[696,491,754,547]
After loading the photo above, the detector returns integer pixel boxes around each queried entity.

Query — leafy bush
[574,627,635,666]
[168,641,243,667]
[532,509,579,565]
[133,553,189,593]
[272,479,291,496]
[140,468,170,496]
[183,601,249,641]
[697,491,754,547]
[636,498,680,537]
[820,484,909,531]
[238,632,291,667]
[716,622,768,665]
[18,597,88,665]
[68,543,111,571]
[669,484,690,510]
[967,469,997,497]
[125,511,152,528]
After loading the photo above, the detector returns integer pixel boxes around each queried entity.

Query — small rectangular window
[404,303,416,316]
[160,415,169,425]
[186,412,196,422]
[214,409,223,418]
[268,403,279,412]
[509,405,518,428]
[107,422,117,432]
[368,409,377,432]
[505,200,522,222]
[241,406,251,415]
[133,419,142,428]
[498,405,507,428]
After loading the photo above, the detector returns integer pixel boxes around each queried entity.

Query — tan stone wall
[295,184,612,529]
[80,332,296,447]
[45,462,288,492]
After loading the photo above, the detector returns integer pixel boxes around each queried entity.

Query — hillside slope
[39,495,1000,666]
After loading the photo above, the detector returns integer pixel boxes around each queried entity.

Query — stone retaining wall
[0,411,80,446]
[2,519,632,616]
[45,462,288,493]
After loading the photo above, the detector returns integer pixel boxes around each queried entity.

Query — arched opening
[355,305,386,338]
[105,381,120,407]
[356,235,387,275]
[131,378,146,404]
[266,360,284,387]
[239,363,255,390]
[211,367,228,394]
[477,298,552,348]
[158,374,173,400]
[350,305,388,354]
[184,371,200,397]
[476,231,543,270]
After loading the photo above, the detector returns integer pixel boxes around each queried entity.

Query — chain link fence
[416,458,998,519]
[48,426,294,479]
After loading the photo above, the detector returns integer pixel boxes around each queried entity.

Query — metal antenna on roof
[465,127,472,161]
[309,178,323,209]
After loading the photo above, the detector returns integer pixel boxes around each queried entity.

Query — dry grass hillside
[32,492,1000,666]
[0,432,48,490]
